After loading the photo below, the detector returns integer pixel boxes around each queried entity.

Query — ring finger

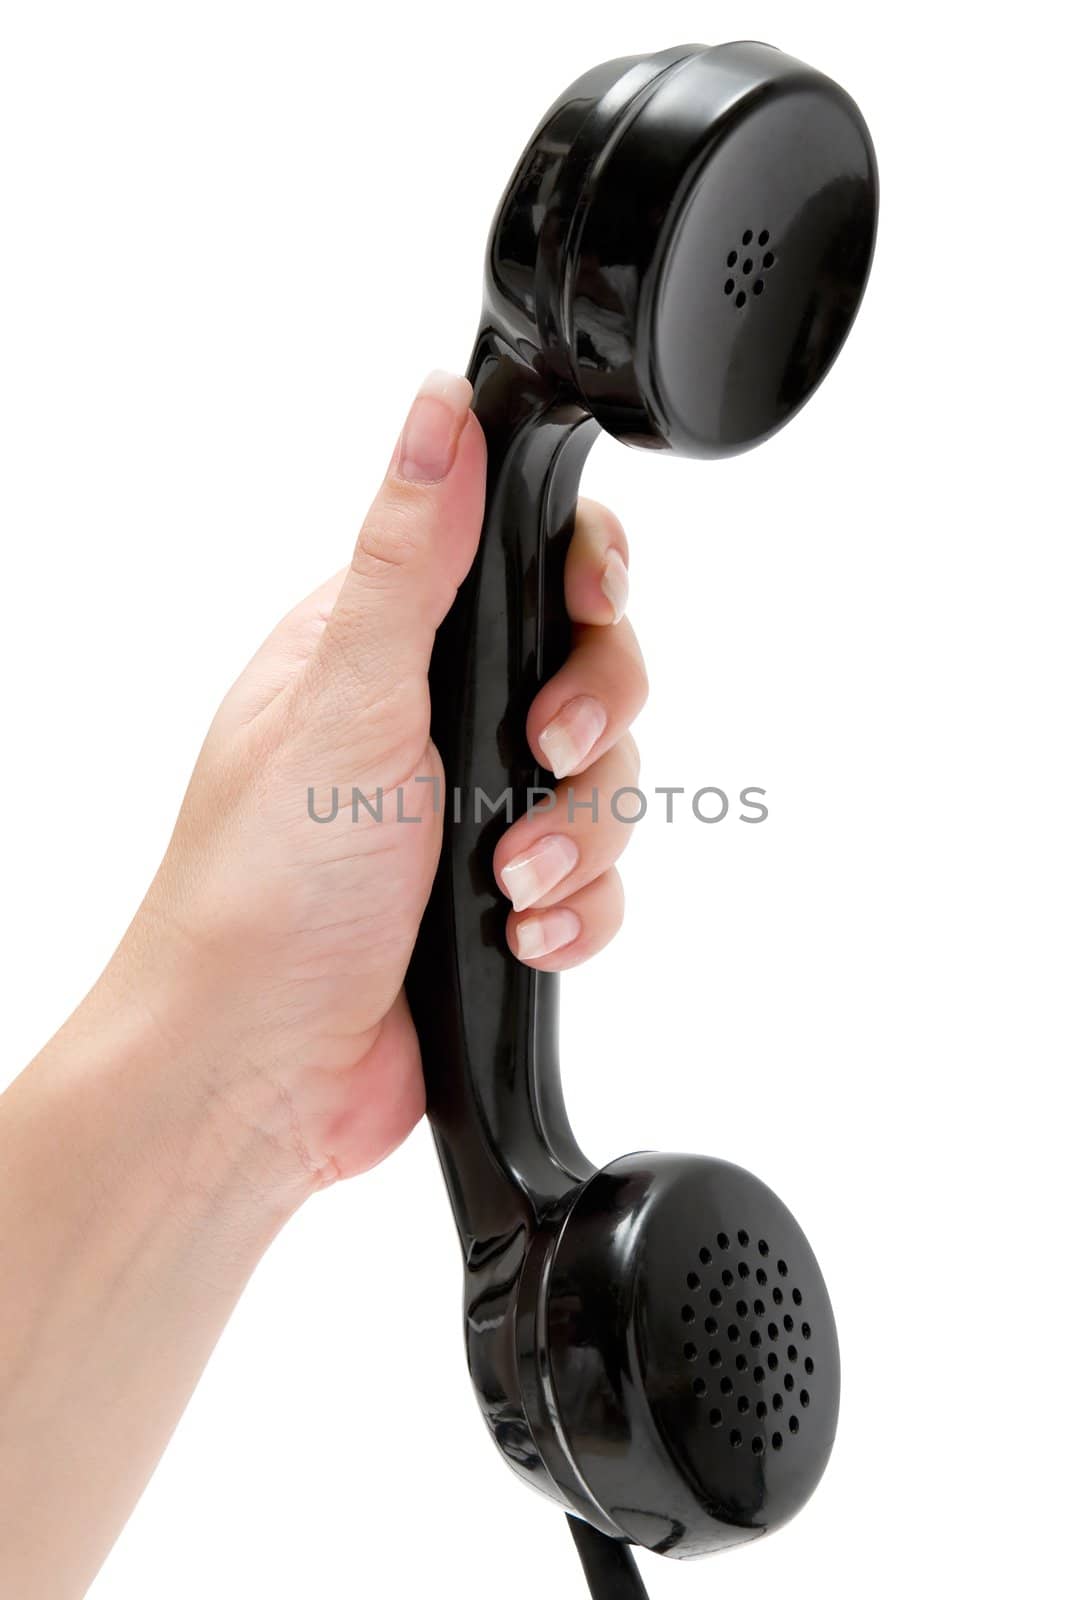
[493,734,641,912]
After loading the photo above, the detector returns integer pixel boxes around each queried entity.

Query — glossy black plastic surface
[406,38,874,1568]
[521,1156,839,1555]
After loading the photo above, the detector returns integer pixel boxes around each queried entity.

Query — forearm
[0,970,308,1600]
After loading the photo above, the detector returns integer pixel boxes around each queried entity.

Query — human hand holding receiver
[0,37,875,1600]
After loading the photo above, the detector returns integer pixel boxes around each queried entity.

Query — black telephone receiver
[407,41,877,1598]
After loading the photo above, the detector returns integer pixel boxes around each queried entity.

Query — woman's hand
[107,370,647,1197]
[0,371,647,1597]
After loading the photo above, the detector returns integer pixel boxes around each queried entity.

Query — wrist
[24,955,322,1259]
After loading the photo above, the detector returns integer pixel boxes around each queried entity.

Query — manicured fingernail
[515,907,582,961]
[397,370,472,483]
[500,833,580,912]
[600,548,629,623]
[538,695,607,779]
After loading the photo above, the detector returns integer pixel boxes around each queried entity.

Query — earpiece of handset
[406,38,876,1584]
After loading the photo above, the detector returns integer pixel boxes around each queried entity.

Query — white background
[1,2,1063,1595]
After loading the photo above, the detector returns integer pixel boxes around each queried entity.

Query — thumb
[314,371,486,719]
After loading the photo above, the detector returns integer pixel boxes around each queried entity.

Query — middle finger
[527,618,648,781]
[494,734,641,912]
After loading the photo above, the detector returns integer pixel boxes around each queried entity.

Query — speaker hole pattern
[680,1231,815,1455]
[724,229,776,307]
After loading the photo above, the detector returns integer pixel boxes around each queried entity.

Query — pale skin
[0,372,648,1598]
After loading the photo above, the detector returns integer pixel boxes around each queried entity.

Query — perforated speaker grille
[722,228,776,308]
[679,1228,816,1457]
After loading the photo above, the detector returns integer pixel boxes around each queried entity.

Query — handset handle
[406,332,599,1255]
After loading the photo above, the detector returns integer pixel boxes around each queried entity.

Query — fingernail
[600,548,629,623]
[500,833,580,912]
[515,907,582,961]
[538,695,607,779]
[397,370,472,483]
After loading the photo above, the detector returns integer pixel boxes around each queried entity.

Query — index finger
[564,499,631,626]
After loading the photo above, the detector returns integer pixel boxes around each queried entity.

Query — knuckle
[579,498,627,552]
[618,732,641,784]
[629,649,650,712]
[605,866,626,923]
[353,499,425,578]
